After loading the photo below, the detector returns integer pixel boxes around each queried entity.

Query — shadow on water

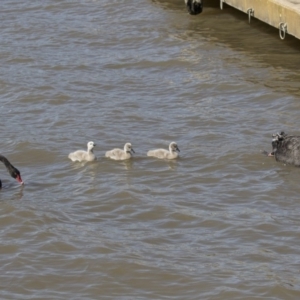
[151,0,220,10]
[121,159,133,171]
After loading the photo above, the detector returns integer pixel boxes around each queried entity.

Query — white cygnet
[105,143,135,161]
[147,142,180,160]
[68,141,97,162]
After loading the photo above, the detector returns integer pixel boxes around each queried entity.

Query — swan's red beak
[16,175,24,185]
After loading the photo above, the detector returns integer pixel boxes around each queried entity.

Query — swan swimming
[184,0,203,15]
[268,132,300,166]
[0,154,24,188]
[147,142,180,160]
[105,143,135,161]
[68,141,97,162]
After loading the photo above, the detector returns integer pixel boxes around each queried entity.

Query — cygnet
[105,143,135,161]
[147,142,180,160]
[268,132,300,166]
[68,141,97,162]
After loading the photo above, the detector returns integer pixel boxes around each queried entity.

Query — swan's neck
[87,147,94,153]
[0,155,12,170]
[0,155,17,177]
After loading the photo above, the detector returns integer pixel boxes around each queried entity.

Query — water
[1,0,300,299]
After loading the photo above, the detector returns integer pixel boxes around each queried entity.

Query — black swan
[268,132,300,166]
[184,0,203,15]
[0,154,23,188]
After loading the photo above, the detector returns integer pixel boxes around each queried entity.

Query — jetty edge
[218,0,300,40]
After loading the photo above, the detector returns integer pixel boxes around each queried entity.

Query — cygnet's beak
[268,152,274,157]
[176,146,180,152]
[131,148,135,154]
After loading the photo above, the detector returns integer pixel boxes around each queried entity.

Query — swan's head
[87,141,96,150]
[271,132,286,155]
[124,143,135,154]
[170,142,180,153]
[11,166,23,185]
[185,0,203,15]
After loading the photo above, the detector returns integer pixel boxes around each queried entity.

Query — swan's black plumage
[0,154,23,188]
[184,0,203,15]
[271,132,300,166]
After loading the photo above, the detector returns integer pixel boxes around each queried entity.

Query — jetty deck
[220,0,300,40]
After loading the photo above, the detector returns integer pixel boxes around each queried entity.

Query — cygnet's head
[271,132,286,155]
[124,143,135,154]
[87,141,96,150]
[170,142,180,152]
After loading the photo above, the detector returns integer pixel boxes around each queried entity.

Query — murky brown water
[1,0,300,299]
